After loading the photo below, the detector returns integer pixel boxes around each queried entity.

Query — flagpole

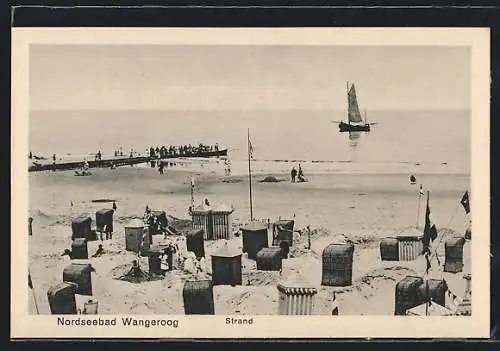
[416,185,423,228]
[425,190,430,316]
[425,273,429,316]
[190,176,195,209]
[346,81,350,125]
[247,128,254,221]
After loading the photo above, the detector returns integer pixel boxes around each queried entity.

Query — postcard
[11,27,490,338]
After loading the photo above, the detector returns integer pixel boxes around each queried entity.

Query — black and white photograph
[12,28,490,338]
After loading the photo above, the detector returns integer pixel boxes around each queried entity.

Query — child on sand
[92,244,105,258]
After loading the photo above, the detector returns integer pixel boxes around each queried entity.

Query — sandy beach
[27,164,471,316]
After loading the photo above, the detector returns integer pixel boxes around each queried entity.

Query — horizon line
[30,108,471,113]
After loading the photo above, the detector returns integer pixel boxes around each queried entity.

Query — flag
[460,191,470,214]
[28,271,33,289]
[422,192,438,253]
[425,252,432,274]
[248,134,255,160]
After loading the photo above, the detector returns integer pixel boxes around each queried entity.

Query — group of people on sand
[149,143,220,159]
[290,164,306,183]
[75,159,91,175]
[143,205,176,238]
[143,205,180,274]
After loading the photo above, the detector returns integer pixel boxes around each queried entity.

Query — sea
[29,109,470,176]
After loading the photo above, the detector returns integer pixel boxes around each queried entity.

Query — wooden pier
[29,149,228,172]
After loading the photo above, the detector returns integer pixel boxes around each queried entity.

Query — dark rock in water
[259,176,285,183]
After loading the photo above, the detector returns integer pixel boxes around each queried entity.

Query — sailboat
[335,82,376,133]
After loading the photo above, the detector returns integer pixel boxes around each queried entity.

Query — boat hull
[338,122,370,132]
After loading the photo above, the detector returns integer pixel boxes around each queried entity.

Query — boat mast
[346,81,350,126]
[425,191,430,316]
[247,128,254,221]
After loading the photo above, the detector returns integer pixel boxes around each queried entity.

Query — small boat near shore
[74,170,92,176]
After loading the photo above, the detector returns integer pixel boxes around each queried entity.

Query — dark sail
[347,84,364,124]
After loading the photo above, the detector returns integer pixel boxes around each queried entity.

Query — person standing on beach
[291,167,297,183]
[112,201,117,211]
[143,205,152,224]
[166,244,177,272]
[160,249,169,275]
[297,164,305,182]
[52,154,56,171]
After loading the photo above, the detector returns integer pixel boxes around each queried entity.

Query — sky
[29,45,471,111]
